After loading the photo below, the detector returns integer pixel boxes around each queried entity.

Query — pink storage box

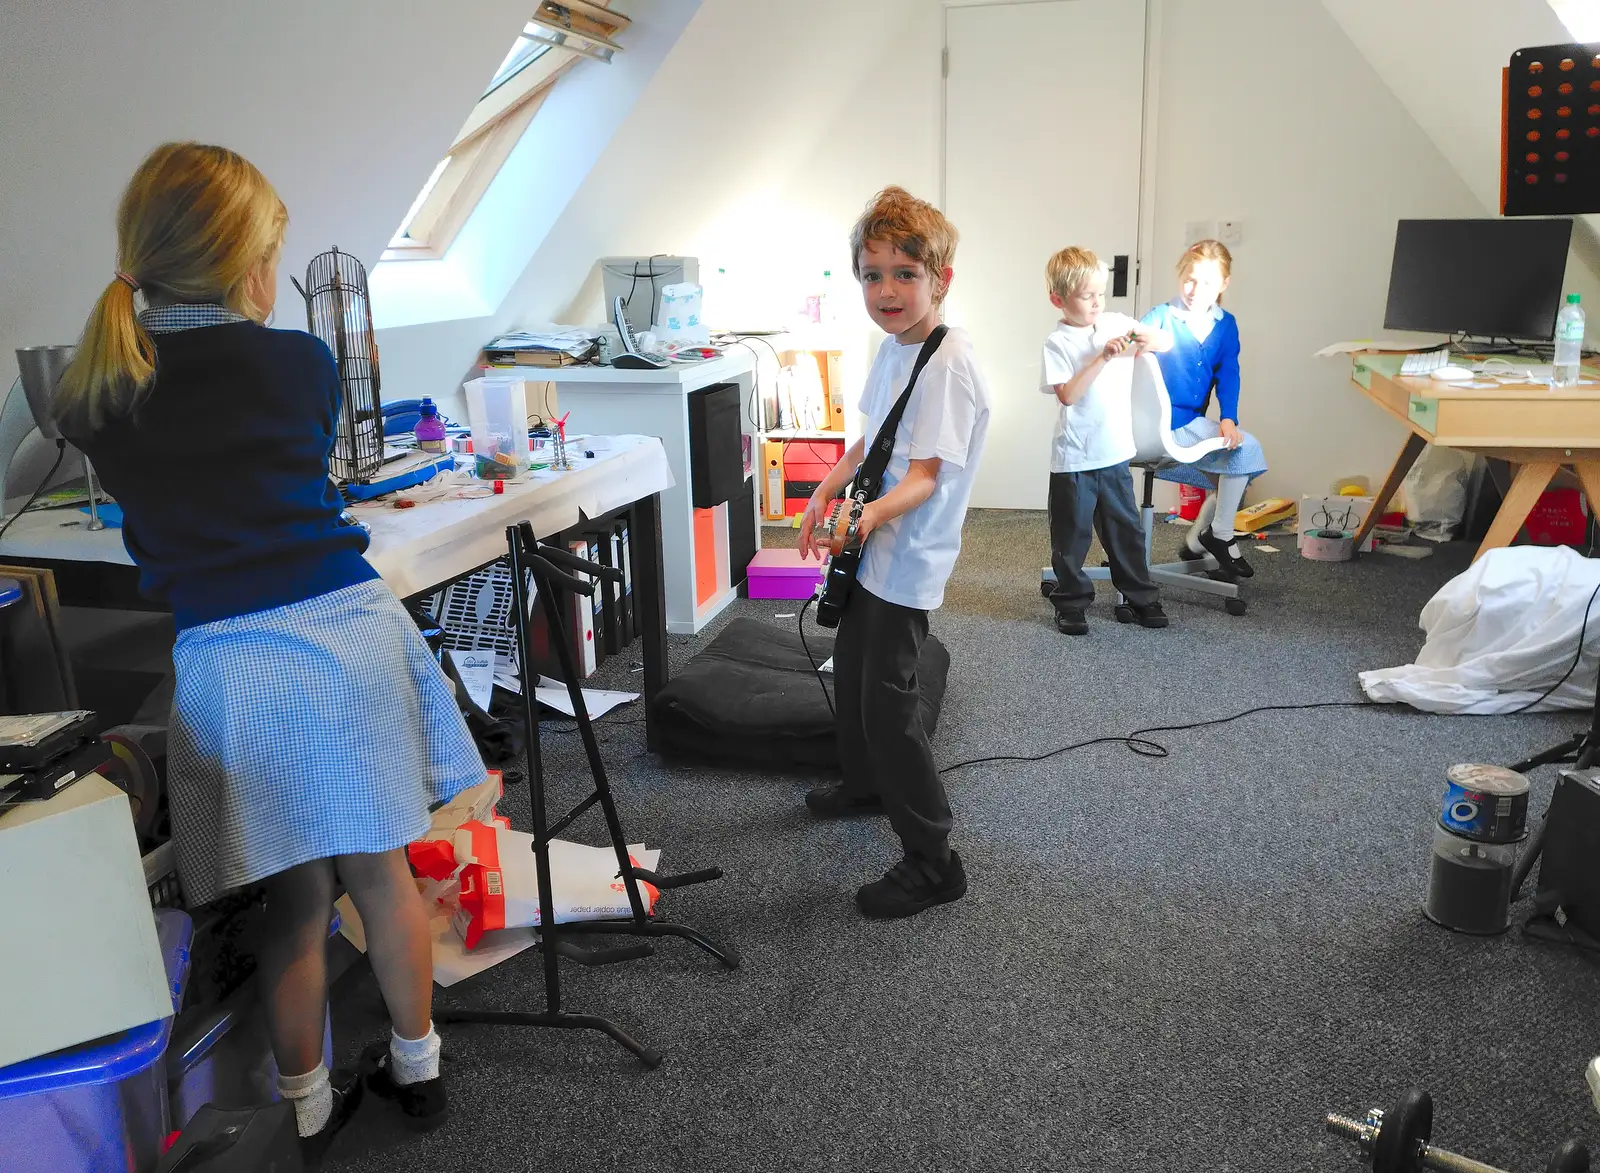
[746,548,824,600]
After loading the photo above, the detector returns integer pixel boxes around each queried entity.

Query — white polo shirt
[1039,312,1140,474]
[855,327,991,612]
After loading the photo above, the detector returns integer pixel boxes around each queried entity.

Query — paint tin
[1440,763,1530,844]
[1300,529,1354,562]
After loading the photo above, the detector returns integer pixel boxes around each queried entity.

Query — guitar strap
[849,324,950,506]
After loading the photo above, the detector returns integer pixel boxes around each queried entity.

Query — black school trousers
[1047,462,1159,612]
[833,584,951,864]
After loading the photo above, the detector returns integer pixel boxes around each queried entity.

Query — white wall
[0,0,529,392]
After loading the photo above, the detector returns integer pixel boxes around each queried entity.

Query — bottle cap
[419,397,438,416]
[1569,293,1582,304]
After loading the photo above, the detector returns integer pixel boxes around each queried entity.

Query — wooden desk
[1349,354,1600,560]
[0,436,676,748]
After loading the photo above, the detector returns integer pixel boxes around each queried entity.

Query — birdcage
[296,247,383,482]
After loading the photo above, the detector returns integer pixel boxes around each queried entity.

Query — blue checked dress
[140,306,485,903]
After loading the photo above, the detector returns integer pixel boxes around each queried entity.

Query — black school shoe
[1054,607,1088,635]
[361,1041,448,1132]
[1117,600,1169,629]
[805,782,884,817]
[1196,526,1254,579]
[299,1068,364,1169]
[856,851,967,919]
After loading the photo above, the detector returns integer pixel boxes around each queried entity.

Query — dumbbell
[1324,1088,1590,1173]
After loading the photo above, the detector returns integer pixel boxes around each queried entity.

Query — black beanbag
[650,617,951,771]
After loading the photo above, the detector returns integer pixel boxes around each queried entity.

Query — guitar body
[814,497,864,629]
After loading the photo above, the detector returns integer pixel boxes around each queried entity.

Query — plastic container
[414,397,447,454]
[1177,483,1206,521]
[1423,825,1517,935]
[463,374,531,480]
[747,548,825,600]
[0,908,191,1173]
[1555,293,1585,388]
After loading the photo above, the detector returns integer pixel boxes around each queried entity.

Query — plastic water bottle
[1554,293,1585,387]
[414,397,447,454]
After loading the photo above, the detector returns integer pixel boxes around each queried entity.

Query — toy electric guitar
[812,326,949,629]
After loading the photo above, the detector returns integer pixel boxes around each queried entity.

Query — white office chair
[1040,353,1248,616]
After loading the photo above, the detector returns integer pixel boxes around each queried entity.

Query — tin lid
[1446,763,1530,796]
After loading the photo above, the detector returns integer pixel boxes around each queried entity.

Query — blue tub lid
[0,907,193,1098]
[0,578,20,608]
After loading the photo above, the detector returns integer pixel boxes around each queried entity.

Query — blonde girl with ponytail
[61,143,479,1161]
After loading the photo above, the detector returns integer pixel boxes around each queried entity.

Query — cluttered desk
[1337,216,1600,559]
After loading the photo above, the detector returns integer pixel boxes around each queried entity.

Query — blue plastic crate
[0,908,192,1173]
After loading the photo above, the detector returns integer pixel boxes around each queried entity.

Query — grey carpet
[327,511,1597,1173]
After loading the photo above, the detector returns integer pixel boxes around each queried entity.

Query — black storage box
[687,382,743,507]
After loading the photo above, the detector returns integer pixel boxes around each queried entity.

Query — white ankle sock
[278,1063,333,1138]
[1185,493,1217,554]
[1213,473,1249,544]
[390,1023,442,1085]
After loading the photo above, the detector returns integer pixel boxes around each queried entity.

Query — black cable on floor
[0,439,67,544]
[797,593,835,719]
[1504,577,1600,715]
[936,700,1379,775]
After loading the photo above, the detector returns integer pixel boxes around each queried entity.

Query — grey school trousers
[1048,462,1159,612]
[833,584,951,864]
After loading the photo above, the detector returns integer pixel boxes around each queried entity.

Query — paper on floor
[488,672,638,718]
[446,649,496,712]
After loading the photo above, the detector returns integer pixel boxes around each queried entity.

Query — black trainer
[856,850,967,919]
[1121,601,1169,629]
[805,782,884,817]
[1054,607,1088,635]
[1196,526,1253,579]
[360,1041,448,1132]
[299,1068,364,1169]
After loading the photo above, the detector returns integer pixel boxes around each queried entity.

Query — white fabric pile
[1359,545,1600,714]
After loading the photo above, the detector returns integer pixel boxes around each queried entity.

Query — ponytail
[55,278,157,438]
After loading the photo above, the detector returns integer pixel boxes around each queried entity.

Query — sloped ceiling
[0,0,529,383]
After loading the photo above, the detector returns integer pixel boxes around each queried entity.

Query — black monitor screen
[1383,218,1573,340]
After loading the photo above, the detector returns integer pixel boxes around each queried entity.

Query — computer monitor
[1382,217,1573,341]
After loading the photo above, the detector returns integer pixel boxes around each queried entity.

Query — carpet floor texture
[325,511,1596,1173]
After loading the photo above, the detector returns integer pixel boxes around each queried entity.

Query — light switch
[1185,220,1216,245]
[1218,220,1243,247]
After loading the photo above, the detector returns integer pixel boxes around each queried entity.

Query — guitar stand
[1507,689,1600,901]
[436,522,738,1069]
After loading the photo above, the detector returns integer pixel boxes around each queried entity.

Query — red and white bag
[409,820,660,950]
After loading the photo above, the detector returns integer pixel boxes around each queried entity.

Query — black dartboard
[1505,42,1600,215]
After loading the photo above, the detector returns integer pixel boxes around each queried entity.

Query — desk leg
[1572,460,1600,525]
[631,492,668,753]
[1474,459,1560,562]
[1353,432,1427,553]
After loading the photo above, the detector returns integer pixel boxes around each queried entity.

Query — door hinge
[941,47,949,78]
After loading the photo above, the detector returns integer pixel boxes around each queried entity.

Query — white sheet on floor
[1358,545,1600,714]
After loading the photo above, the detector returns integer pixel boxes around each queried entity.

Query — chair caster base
[1225,598,1247,616]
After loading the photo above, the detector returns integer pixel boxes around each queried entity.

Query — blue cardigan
[1142,301,1242,430]
[72,319,376,630]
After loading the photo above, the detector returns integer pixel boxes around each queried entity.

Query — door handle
[1111,254,1129,299]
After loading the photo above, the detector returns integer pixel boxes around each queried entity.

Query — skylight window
[383,2,629,261]
[1550,0,1600,41]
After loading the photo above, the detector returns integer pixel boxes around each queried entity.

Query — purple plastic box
[746,548,824,600]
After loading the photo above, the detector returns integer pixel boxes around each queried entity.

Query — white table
[0,436,676,747]
[537,354,759,635]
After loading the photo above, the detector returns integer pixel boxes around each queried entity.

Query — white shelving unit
[535,352,759,635]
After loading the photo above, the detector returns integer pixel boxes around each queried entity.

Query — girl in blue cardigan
[1141,240,1267,580]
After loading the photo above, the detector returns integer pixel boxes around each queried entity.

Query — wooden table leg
[1474,459,1561,561]
[1573,460,1600,525]
[1353,432,1427,553]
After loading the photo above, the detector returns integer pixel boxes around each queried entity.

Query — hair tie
[114,271,140,292]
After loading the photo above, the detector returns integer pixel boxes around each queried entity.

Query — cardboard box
[0,774,171,1068]
[1297,495,1377,553]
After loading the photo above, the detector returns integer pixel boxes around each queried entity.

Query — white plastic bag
[655,281,708,346]
[1400,445,1474,542]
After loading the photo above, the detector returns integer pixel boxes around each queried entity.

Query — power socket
[1218,220,1243,247]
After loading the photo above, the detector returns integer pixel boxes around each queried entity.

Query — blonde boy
[1040,247,1173,635]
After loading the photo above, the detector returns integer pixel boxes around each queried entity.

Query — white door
[944,0,1149,510]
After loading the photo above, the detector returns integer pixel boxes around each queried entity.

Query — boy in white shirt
[1040,246,1173,635]
[798,186,991,919]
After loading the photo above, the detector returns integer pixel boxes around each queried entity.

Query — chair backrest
[1129,354,1231,466]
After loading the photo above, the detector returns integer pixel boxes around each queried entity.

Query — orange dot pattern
[1509,42,1600,215]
